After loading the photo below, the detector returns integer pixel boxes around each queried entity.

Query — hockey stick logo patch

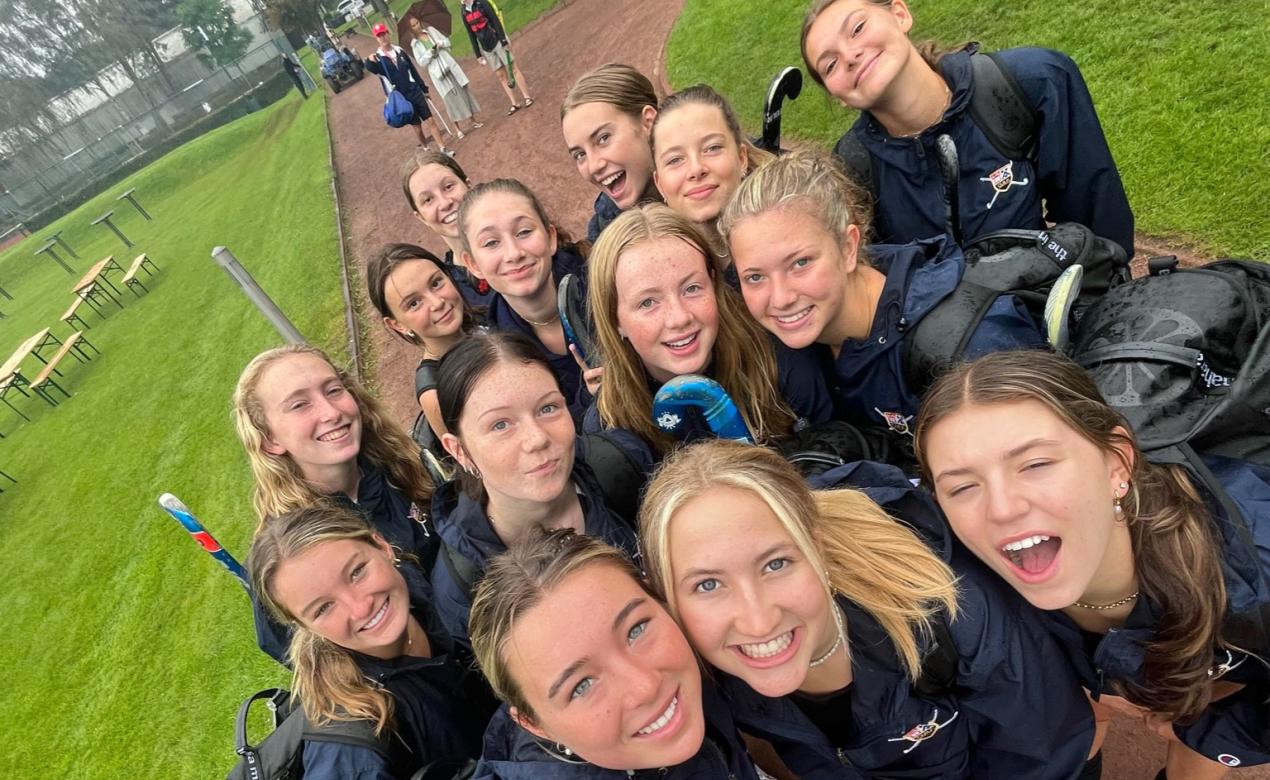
[980,161,1030,209]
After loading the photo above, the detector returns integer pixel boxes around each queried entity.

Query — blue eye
[491,420,510,432]
[743,273,764,285]
[792,257,811,269]
[570,677,594,699]
[693,578,719,594]
[540,403,559,415]
[638,297,655,309]
[628,619,649,643]
[764,558,789,573]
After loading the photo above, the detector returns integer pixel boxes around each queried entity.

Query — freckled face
[461,191,558,301]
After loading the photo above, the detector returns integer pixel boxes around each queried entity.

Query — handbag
[377,52,416,128]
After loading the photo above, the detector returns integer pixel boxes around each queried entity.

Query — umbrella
[398,0,452,43]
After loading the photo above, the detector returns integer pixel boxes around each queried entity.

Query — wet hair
[249,503,398,734]
[232,344,432,525]
[400,150,469,214]
[365,242,479,345]
[718,147,873,251]
[587,203,797,455]
[456,178,588,259]
[913,350,1231,722]
[469,527,645,723]
[651,84,774,176]
[800,0,965,89]
[640,440,958,680]
[436,331,570,500]
[561,63,659,121]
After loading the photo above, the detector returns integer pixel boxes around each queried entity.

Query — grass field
[0,90,342,778]
[666,0,1270,259]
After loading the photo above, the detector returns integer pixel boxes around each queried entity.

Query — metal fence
[0,17,310,231]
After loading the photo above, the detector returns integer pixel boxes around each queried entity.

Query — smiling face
[270,536,410,659]
[563,102,657,211]
[730,205,860,349]
[803,0,917,110]
[667,485,837,698]
[507,562,706,770]
[461,191,559,301]
[445,359,576,507]
[923,400,1134,610]
[614,236,719,384]
[381,258,464,343]
[653,103,748,226]
[258,353,363,480]
[409,163,469,240]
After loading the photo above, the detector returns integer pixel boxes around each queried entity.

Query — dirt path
[324,3,1260,779]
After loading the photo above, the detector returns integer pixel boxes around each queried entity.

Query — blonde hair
[587,204,797,455]
[248,504,398,734]
[719,147,873,249]
[561,63,658,121]
[914,350,1233,722]
[640,440,958,680]
[232,344,433,526]
[469,527,644,723]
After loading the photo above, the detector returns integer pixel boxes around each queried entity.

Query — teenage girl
[586,203,831,456]
[233,344,437,664]
[720,149,1044,451]
[461,0,533,114]
[366,243,481,459]
[650,84,774,261]
[800,0,1134,256]
[561,63,660,242]
[915,350,1270,779]
[468,527,761,779]
[640,439,1097,778]
[457,178,598,416]
[399,150,492,307]
[431,332,650,644]
[408,16,483,138]
[249,504,498,779]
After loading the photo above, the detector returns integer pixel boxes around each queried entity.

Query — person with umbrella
[460,0,533,115]
[403,11,484,139]
[365,22,455,155]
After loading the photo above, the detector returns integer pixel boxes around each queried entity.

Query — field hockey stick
[158,493,251,593]
[503,47,517,90]
[758,67,803,153]
[426,94,453,137]
[935,134,963,246]
[557,273,595,367]
[652,375,753,443]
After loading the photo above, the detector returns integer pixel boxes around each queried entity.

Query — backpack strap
[903,280,1002,394]
[832,132,878,210]
[439,542,482,604]
[300,718,393,758]
[913,612,959,697]
[968,52,1038,161]
[579,432,646,527]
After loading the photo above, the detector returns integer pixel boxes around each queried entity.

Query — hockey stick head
[652,374,753,443]
[935,133,963,245]
[758,66,804,153]
[557,273,596,367]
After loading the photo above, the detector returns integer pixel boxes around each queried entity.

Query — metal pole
[211,246,306,344]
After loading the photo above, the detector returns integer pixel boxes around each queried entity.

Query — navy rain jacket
[586,192,623,244]
[813,236,1044,436]
[846,46,1134,257]
[303,566,498,779]
[484,244,591,419]
[429,442,649,645]
[473,684,760,780]
[442,248,495,309]
[363,45,428,99]
[251,459,437,665]
[718,460,1095,779]
[1044,455,1270,767]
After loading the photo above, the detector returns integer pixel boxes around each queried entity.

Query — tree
[176,0,252,69]
[261,0,328,39]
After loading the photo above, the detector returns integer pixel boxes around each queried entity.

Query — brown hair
[365,242,479,345]
[651,84,774,174]
[249,504,398,734]
[640,440,959,680]
[587,204,797,455]
[457,178,589,258]
[400,149,469,214]
[469,527,644,723]
[913,350,1230,722]
[561,63,659,121]
[800,0,964,88]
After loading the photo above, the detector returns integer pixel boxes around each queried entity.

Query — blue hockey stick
[652,374,753,443]
[158,493,251,593]
[558,273,595,367]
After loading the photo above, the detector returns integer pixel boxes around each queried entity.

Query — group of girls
[223,1,1268,778]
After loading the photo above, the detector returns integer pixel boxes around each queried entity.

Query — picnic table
[73,256,127,315]
[34,240,76,274]
[0,329,63,422]
[90,211,133,248]
[116,188,152,221]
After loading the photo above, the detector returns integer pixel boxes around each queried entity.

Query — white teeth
[361,599,388,631]
[776,307,812,324]
[665,334,696,349]
[636,696,677,736]
[1001,534,1051,553]
[318,426,349,442]
[737,631,793,659]
[441,212,457,224]
[600,171,623,187]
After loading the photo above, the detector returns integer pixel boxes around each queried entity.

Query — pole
[211,246,306,344]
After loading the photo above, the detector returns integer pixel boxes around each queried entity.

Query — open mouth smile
[317,425,351,443]
[634,690,682,738]
[998,533,1063,582]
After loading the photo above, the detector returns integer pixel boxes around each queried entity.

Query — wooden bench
[30,335,91,405]
[121,253,160,297]
[61,296,95,331]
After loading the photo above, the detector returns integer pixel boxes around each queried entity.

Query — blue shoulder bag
[377,54,416,128]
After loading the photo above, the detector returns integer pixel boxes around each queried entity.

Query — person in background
[280,53,307,98]
[461,0,533,114]
[365,21,454,156]
[408,16,484,139]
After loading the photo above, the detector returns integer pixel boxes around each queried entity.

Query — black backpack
[1070,258,1270,467]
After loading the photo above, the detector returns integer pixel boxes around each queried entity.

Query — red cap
[371,22,390,36]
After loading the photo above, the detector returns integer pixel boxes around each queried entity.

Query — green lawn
[0,90,343,778]
[667,0,1270,259]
